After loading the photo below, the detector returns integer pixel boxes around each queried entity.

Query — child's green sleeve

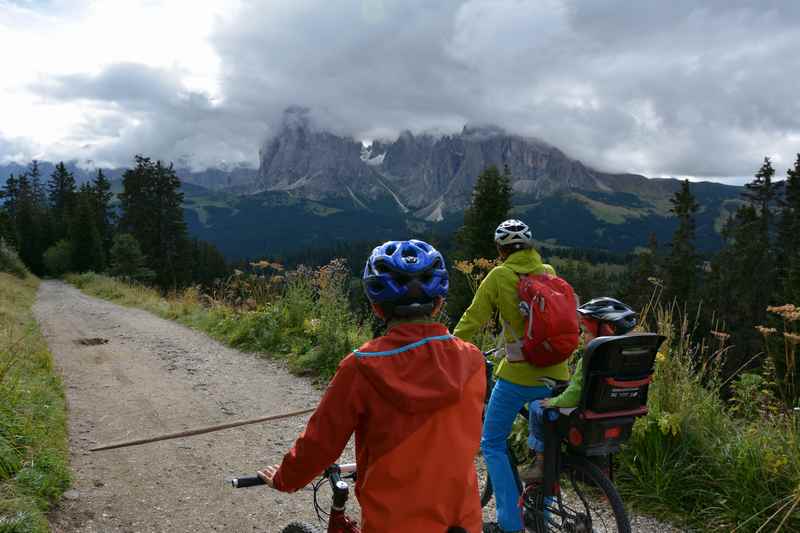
[548,357,583,408]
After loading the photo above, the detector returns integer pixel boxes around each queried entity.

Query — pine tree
[109,233,155,281]
[745,157,781,233]
[778,154,800,303]
[69,185,104,272]
[191,239,228,287]
[622,233,660,312]
[743,157,781,309]
[0,175,20,247]
[445,165,513,325]
[665,180,700,306]
[456,165,513,260]
[15,172,46,274]
[91,169,115,257]
[709,205,767,365]
[28,160,47,207]
[48,161,77,241]
[119,156,191,288]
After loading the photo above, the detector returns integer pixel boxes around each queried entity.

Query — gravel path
[34,280,348,533]
[35,280,681,533]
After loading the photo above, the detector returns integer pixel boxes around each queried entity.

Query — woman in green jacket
[453,219,566,533]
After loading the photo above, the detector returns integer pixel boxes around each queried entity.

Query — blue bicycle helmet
[363,240,448,317]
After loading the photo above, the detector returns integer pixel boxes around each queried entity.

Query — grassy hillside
[178,182,742,259]
[183,190,411,260]
[0,273,70,532]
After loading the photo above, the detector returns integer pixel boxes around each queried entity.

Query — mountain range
[1,107,745,259]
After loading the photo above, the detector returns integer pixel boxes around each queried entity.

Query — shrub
[0,240,27,278]
[43,240,73,277]
[109,234,155,282]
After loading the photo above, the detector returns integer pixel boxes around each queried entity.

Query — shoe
[518,458,544,483]
[482,523,523,533]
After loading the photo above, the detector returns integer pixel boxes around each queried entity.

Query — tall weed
[758,305,800,408]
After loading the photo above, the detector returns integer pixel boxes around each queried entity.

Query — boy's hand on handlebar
[257,465,279,488]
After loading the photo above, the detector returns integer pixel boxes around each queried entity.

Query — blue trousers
[528,399,547,453]
[482,378,550,532]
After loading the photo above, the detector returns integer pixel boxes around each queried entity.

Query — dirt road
[35,281,337,533]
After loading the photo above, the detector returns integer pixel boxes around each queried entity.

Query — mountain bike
[232,463,360,533]
[477,333,663,532]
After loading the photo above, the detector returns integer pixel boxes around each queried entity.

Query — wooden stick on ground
[90,406,316,452]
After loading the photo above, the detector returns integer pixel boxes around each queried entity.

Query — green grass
[67,267,370,381]
[569,192,648,224]
[0,274,70,533]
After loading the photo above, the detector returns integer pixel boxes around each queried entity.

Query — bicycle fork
[328,476,360,533]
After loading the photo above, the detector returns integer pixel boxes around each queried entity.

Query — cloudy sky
[2,0,799,183]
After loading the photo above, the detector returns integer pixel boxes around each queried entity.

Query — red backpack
[516,273,580,367]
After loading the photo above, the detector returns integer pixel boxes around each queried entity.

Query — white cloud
[0,0,234,167]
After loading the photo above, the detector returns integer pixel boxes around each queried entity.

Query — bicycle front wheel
[523,454,630,533]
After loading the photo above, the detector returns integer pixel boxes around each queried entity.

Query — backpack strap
[499,317,526,362]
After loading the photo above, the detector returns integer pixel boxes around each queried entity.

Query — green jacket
[453,249,570,386]
[548,357,582,407]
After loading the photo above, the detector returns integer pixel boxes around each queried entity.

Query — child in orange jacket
[258,240,486,533]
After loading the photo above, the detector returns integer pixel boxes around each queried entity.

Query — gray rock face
[258,107,387,203]
[257,109,628,219]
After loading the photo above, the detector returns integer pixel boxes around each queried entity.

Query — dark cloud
[25,1,800,178]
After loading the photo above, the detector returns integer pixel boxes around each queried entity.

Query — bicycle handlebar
[230,463,357,489]
[230,475,266,488]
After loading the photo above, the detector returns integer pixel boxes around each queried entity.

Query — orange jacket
[273,322,486,533]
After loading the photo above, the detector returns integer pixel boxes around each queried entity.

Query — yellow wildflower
[657,413,681,437]
[711,330,731,340]
[454,260,474,274]
[475,258,496,271]
[756,326,778,336]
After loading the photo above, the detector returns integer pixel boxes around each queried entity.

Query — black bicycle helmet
[577,297,637,335]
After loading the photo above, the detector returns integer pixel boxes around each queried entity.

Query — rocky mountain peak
[256,107,644,219]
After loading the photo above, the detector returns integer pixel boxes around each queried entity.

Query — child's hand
[257,465,280,488]
[540,398,551,408]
